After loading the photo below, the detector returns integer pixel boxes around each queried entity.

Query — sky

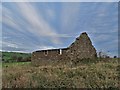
[1,1,118,57]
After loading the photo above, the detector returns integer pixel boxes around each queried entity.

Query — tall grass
[2,58,119,88]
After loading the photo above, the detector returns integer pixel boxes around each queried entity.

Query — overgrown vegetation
[2,52,31,63]
[2,58,119,88]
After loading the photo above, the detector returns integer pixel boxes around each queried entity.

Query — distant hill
[2,52,31,63]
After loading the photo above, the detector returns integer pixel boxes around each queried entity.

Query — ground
[2,58,120,88]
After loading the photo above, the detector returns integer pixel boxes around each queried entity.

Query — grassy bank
[2,58,119,88]
[2,52,31,62]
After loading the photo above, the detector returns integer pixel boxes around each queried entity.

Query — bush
[114,56,117,58]
[17,57,23,62]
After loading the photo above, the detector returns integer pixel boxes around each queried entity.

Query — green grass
[2,52,31,62]
[2,58,119,88]
[2,52,31,58]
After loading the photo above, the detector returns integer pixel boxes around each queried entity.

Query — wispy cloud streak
[15,2,62,44]
[61,3,80,33]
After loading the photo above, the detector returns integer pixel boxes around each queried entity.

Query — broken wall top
[69,32,93,48]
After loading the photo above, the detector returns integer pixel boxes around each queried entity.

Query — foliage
[2,52,31,63]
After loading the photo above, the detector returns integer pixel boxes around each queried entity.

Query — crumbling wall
[31,48,68,66]
[31,32,97,66]
[66,32,97,60]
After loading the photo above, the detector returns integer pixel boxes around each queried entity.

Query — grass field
[2,58,119,88]
[2,52,31,62]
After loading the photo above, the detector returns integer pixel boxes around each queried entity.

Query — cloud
[34,46,56,50]
[97,39,118,56]
[2,2,63,45]
[45,8,56,20]
[1,41,18,48]
[2,46,29,52]
[3,13,19,31]
[1,40,36,52]
[15,2,62,44]
[92,34,117,43]
[2,6,28,34]
[60,3,80,33]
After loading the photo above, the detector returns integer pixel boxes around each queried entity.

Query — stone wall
[31,32,97,66]
[31,48,68,66]
[66,32,97,60]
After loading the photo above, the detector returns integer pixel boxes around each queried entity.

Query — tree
[98,51,110,58]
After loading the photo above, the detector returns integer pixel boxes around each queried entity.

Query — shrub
[17,57,23,62]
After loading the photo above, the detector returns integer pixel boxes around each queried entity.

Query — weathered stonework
[31,32,97,66]
[66,32,97,60]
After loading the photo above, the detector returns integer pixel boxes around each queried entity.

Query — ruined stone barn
[31,32,97,65]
